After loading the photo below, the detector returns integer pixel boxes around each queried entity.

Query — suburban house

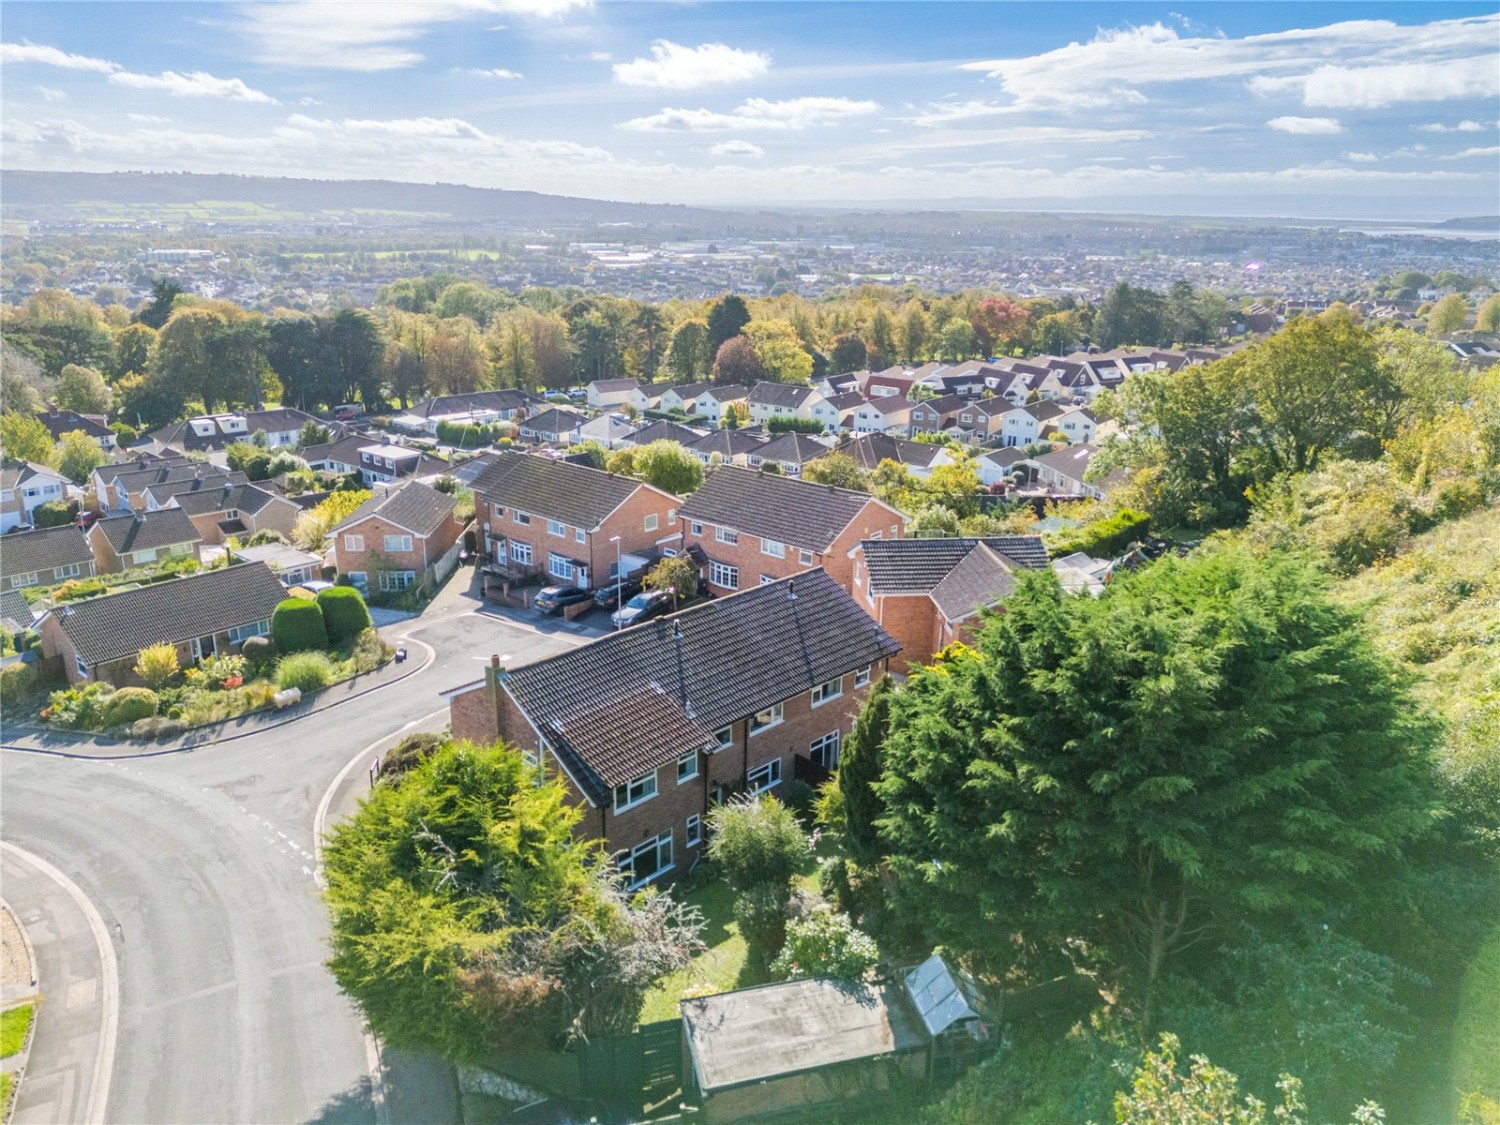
[1048,405,1099,445]
[811,390,868,432]
[746,383,825,428]
[677,467,906,596]
[162,482,302,546]
[747,433,830,476]
[852,536,1049,673]
[330,481,462,595]
[356,444,447,485]
[857,396,915,435]
[586,378,640,409]
[861,370,918,399]
[1,525,95,592]
[299,435,370,477]
[36,408,116,450]
[1,460,70,531]
[626,382,677,413]
[976,447,1028,488]
[230,542,325,587]
[572,413,637,449]
[87,509,203,574]
[627,420,705,447]
[392,389,536,434]
[834,433,954,479]
[907,394,969,436]
[92,460,243,515]
[659,382,716,415]
[1022,443,1113,499]
[0,588,34,636]
[470,451,680,588]
[40,562,288,685]
[956,397,1014,441]
[445,569,901,877]
[696,385,750,421]
[685,428,769,467]
[150,407,321,453]
[518,407,585,445]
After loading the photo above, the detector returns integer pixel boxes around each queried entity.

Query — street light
[610,535,622,629]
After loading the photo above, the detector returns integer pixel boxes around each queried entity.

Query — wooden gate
[577,1018,683,1121]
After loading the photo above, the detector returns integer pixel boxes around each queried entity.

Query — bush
[244,529,289,547]
[1048,508,1151,558]
[351,627,389,673]
[0,663,38,706]
[707,795,811,896]
[133,642,180,688]
[102,687,159,727]
[127,716,189,740]
[45,682,113,729]
[240,635,274,676]
[378,732,446,780]
[735,884,790,971]
[33,499,77,528]
[276,651,336,692]
[271,597,328,653]
[185,652,247,691]
[783,778,818,829]
[770,907,879,981]
[1433,478,1486,522]
[54,577,107,603]
[318,586,373,643]
[644,554,700,603]
[767,416,826,434]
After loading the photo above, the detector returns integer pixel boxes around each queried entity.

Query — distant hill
[0,170,728,227]
[1432,216,1500,231]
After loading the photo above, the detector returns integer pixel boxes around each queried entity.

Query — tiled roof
[470,450,658,530]
[755,432,829,465]
[501,569,901,802]
[589,378,639,393]
[685,429,768,458]
[301,435,372,467]
[167,482,285,517]
[664,381,715,400]
[861,535,1048,596]
[702,384,750,402]
[911,394,968,416]
[0,525,92,581]
[0,588,32,633]
[838,433,944,470]
[152,408,322,450]
[1030,443,1098,484]
[748,382,816,408]
[105,463,241,498]
[413,389,536,418]
[35,409,112,442]
[870,396,914,416]
[929,544,1018,623]
[520,407,584,436]
[335,480,456,538]
[823,391,867,412]
[630,420,704,445]
[51,562,288,667]
[91,509,202,554]
[678,466,883,552]
[1,460,64,489]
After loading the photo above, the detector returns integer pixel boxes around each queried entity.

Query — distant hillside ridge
[0,170,728,226]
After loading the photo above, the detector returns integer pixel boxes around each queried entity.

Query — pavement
[0,566,581,1124]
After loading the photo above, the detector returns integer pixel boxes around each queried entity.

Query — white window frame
[620,831,673,889]
[690,521,704,536]
[384,534,413,553]
[612,769,658,813]
[761,538,785,558]
[75,653,88,678]
[378,570,416,592]
[548,519,567,537]
[811,676,844,706]
[676,750,699,783]
[759,574,775,586]
[644,513,659,532]
[10,573,37,589]
[493,504,506,519]
[575,528,586,544]
[799,548,814,566]
[344,534,365,552]
[748,758,782,793]
[548,553,574,581]
[810,731,842,769]
[714,726,733,751]
[229,618,272,644]
[715,526,738,545]
[750,701,783,735]
[685,814,702,848]
[132,548,158,565]
[514,510,531,525]
[510,541,533,566]
[854,665,872,688]
[709,561,739,590]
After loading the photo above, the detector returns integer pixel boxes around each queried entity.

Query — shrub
[770,907,879,981]
[102,687,159,727]
[767,416,826,434]
[643,555,700,602]
[783,778,818,829]
[271,598,328,653]
[707,795,811,896]
[240,635,274,676]
[46,682,113,729]
[186,652,247,691]
[33,499,77,528]
[133,642,181,688]
[351,627,389,673]
[54,577,107,603]
[276,650,336,692]
[244,529,289,547]
[127,716,188,740]
[735,885,791,971]
[378,732,446,780]
[1433,478,1485,522]
[0,663,38,706]
[318,586,373,643]
[1048,508,1151,558]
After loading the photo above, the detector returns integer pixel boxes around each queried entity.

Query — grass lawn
[638,877,748,1025]
[1,1003,34,1057]
[1,1070,11,1109]
[1452,919,1500,1123]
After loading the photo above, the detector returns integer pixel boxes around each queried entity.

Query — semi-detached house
[677,467,906,596]
[470,451,680,589]
[0,525,95,591]
[445,569,900,885]
[1,460,69,531]
[86,509,202,574]
[331,481,461,595]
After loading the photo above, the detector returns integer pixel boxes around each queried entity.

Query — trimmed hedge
[102,687,159,727]
[317,587,373,643]
[1049,508,1151,559]
[271,597,328,654]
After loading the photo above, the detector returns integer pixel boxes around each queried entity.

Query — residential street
[0,575,583,1124]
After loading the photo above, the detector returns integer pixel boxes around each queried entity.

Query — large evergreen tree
[837,674,894,867]
[706,294,751,356]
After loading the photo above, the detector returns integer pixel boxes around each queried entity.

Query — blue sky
[2,2,1497,217]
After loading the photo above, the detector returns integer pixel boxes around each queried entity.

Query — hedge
[317,587,373,643]
[1048,508,1151,559]
[271,597,328,653]
[767,416,826,434]
[0,663,37,706]
[102,687,159,727]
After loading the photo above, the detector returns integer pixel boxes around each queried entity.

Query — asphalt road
[1,580,582,1125]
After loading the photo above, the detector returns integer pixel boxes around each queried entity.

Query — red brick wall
[333,514,450,579]
[873,593,940,675]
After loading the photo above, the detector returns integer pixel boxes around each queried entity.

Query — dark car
[592,576,643,610]
[534,585,592,614]
[610,589,675,629]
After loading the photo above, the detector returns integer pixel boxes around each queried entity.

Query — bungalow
[162,482,302,546]
[470,450,680,588]
[151,407,321,453]
[626,420,706,447]
[518,407,585,445]
[87,509,202,574]
[976,446,1028,488]
[747,433,830,477]
[36,408,116,450]
[41,561,288,685]
[586,378,640,409]
[747,383,825,428]
[394,389,537,434]
[678,466,905,595]
[572,412,637,449]
[833,433,952,479]
[1,460,70,531]
[1023,443,1112,499]
[93,460,243,515]
[445,569,901,870]
[685,428,769,467]
[331,480,462,595]
[853,536,1048,673]
[230,542,324,587]
[1,525,95,592]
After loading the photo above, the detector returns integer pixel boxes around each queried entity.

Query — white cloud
[1416,119,1489,132]
[1443,146,1500,160]
[613,40,770,89]
[1252,55,1500,109]
[623,96,878,132]
[0,41,118,73]
[1344,151,1378,162]
[456,67,523,79]
[708,139,764,157]
[587,51,613,62]
[1267,115,1342,135]
[233,0,591,72]
[110,70,278,103]
[127,113,171,123]
[35,85,66,101]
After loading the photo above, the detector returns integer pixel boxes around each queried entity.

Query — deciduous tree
[631,439,703,495]
[54,429,107,484]
[1,411,55,465]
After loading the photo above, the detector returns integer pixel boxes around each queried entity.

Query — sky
[1,1,1498,218]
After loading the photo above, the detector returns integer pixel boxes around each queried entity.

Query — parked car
[534,585,592,615]
[610,589,675,629]
[592,576,642,610]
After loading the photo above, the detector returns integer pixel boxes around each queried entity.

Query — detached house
[93,460,242,515]
[41,562,287,685]
[834,433,954,480]
[518,407,585,445]
[746,383,825,428]
[907,394,969,437]
[331,481,462,595]
[445,569,901,881]
[747,433,830,477]
[1,460,69,531]
[356,444,447,485]
[36,408,116,450]
[586,378,640,409]
[812,390,867,432]
[87,509,202,574]
[696,385,751,422]
[1023,443,1117,499]
[678,467,905,596]
[1,525,95,592]
[163,482,302,546]
[470,451,680,588]
[151,407,321,453]
[685,428,769,467]
[853,536,1048,672]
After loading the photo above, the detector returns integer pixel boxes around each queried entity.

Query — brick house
[87,509,202,574]
[907,394,969,437]
[1,460,70,531]
[677,466,906,596]
[330,481,462,595]
[162,482,303,546]
[1,525,95,592]
[469,451,681,588]
[444,569,901,883]
[852,536,1049,673]
[41,562,287,685]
